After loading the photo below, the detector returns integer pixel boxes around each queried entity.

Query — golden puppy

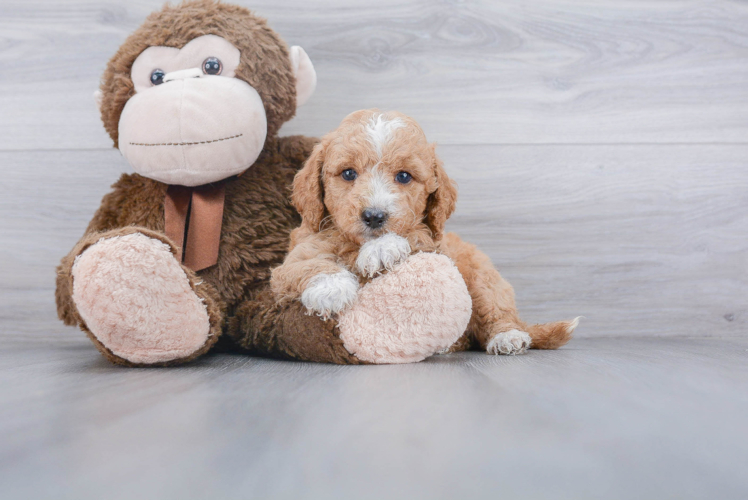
[271,109,578,355]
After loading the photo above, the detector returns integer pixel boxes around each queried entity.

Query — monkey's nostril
[361,209,388,229]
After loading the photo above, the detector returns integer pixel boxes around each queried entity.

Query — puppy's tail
[526,316,581,350]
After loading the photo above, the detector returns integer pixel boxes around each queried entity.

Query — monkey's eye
[202,57,222,75]
[341,169,358,181]
[150,69,165,86]
[395,171,412,184]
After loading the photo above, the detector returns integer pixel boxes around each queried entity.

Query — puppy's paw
[301,270,360,320]
[486,329,532,355]
[356,233,411,277]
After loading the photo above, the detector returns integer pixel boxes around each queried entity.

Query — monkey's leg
[57,227,223,366]
[229,252,471,364]
[228,286,365,364]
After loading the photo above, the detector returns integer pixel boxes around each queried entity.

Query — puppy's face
[293,110,457,245]
[321,112,435,243]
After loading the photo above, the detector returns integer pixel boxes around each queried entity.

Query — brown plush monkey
[56,0,470,366]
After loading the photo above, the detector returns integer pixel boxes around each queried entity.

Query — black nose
[361,209,388,229]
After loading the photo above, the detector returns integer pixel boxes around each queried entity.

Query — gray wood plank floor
[2,337,748,500]
[1,0,746,498]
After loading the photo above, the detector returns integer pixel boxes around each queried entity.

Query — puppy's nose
[361,209,388,229]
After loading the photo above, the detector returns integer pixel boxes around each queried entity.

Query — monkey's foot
[337,252,472,364]
[71,232,216,365]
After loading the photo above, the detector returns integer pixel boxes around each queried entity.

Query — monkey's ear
[292,141,326,231]
[93,89,102,113]
[289,46,316,107]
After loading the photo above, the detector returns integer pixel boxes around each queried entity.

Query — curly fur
[272,109,578,353]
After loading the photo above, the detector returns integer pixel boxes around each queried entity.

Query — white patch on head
[365,166,400,214]
[356,233,411,277]
[365,114,405,158]
[486,329,532,355]
[301,270,360,320]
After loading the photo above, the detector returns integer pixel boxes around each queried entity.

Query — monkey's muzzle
[118,75,268,186]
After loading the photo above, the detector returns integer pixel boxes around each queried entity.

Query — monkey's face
[116,34,313,187]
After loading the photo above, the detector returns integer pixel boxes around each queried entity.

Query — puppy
[271,109,578,355]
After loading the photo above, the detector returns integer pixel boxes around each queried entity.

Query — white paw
[301,270,360,319]
[486,329,532,355]
[356,233,411,277]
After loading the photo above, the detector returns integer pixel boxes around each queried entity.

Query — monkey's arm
[278,135,318,172]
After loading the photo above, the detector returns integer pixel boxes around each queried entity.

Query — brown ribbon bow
[164,183,226,272]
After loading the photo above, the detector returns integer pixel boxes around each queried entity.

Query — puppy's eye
[202,57,222,75]
[395,171,412,184]
[341,169,358,181]
[150,69,165,85]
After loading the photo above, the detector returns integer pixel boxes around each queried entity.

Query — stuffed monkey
[55,0,471,366]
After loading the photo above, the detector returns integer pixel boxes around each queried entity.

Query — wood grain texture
[1,0,748,150]
[441,143,748,338]
[2,144,745,341]
[1,338,747,499]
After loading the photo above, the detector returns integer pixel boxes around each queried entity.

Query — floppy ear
[425,150,458,240]
[292,141,326,231]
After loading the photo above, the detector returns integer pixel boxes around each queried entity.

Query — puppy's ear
[292,141,326,231]
[425,148,458,240]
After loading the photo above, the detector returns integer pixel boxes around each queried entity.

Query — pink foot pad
[71,232,211,364]
[337,252,472,364]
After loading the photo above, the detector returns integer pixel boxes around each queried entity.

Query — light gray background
[1,1,747,499]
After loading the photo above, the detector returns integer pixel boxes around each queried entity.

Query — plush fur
[272,109,578,355]
[337,253,472,363]
[99,0,297,147]
[56,1,370,365]
[56,134,374,365]
[57,226,224,366]
[72,232,212,364]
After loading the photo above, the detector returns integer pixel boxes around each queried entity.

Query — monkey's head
[98,0,316,186]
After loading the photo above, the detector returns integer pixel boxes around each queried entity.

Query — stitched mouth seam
[129,133,243,147]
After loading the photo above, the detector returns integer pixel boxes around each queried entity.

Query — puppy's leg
[355,233,411,277]
[271,237,360,320]
[300,269,360,320]
[439,232,532,355]
[440,232,577,354]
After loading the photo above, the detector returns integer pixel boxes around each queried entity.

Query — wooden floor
[2,337,748,499]
[1,0,747,498]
